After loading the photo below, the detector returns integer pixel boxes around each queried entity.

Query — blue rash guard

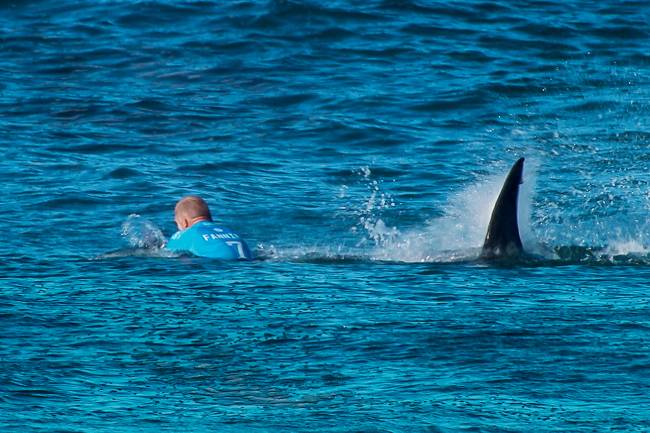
[166,221,253,260]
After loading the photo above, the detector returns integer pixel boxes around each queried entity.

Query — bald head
[174,195,213,230]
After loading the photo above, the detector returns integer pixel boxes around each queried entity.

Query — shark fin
[480,157,525,259]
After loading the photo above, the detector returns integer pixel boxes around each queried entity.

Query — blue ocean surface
[3,1,650,431]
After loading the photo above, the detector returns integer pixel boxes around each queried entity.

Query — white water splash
[604,238,649,256]
[346,166,399,247]
[120,214,167,249]
[93,215,175,260]
[368,160,542,263]
[257,158,650,265]
[603,224,650,257]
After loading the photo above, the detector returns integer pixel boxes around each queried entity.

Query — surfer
[166,195,253,260]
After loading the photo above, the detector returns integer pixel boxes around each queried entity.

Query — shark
[480,157,526,259]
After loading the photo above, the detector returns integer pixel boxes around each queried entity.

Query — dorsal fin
[480,157,525,259]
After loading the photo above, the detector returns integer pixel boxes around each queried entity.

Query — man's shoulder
[167,225,203,249]
[167,228,190,250]
[167,221,253,259]
[194,222,238,235]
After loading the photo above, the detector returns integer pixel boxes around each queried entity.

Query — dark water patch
[434,139,464,147]
[401,23,476,38]
[250,1,383,30]
[312,147,345,158]
[104,167,141,179]
[319,123,407,148]
[33,195,108,210]
[534,39,582,54]
[202,61,273,77]
[164,112,227,125]
[378,0,460,16]
[36,53,95,66]
[68,23,108,37]
[581,44,625,58]
[127,98,174,112]
[601,17,648,29]
[14,1,96,18]
[33,162,88,173]
[620,52,650,66]
[436,119,471,129]
[9,388,62,399]
[307,26,356,42]
[181,39,261,54]
[322,94,405,117]
[75,47,132,62]
[446,50,495,64]
[410,93,489,113]
[250,93,318,108]
[51,106,103,121]
[580,76,619,88]
[383,1,487,24]
[44,130,83,140]
[562,100,619,113]
[116,2,210,27]
[189,134,234,144]
[134,126,186,141]
[521,63,559,74]
[479,34,580,56]
[480,80,539,97]
[176,160,282,175]
[536,48,582,61]
[473,2,514,13]
[35,64,96,76]
[0,34,52,49]
[510,22,577,39]
[105,53,158,70]
[47,143,147,154]
[15,32,82,53]
[588,25,649,40]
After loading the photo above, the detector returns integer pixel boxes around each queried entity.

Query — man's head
[174,195,213,230]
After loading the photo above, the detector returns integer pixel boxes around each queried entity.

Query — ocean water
[3,1,650,431]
